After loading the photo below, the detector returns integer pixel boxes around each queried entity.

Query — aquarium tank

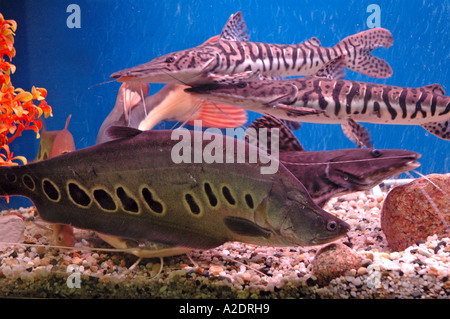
[0,0,449,302]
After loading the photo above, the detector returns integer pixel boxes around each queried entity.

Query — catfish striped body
[0,129,348,250]
[111,11,393,84]
[187,77,450,140]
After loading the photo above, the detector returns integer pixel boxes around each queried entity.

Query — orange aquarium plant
[0,12,52,167]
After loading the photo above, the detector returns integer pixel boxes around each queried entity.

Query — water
[1,0,449,208]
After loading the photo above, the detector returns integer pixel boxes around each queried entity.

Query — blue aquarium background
[1,0,449,208]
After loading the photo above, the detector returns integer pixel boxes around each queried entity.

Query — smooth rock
[311,243,363,286]
[381,174,450,251]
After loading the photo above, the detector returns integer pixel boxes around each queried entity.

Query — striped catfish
[110,11,394,85]
[249,115,421,207]
[186,57,450,141]
[0,128,349,257]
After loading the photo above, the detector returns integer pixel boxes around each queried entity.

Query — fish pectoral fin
[223,216,272,239]
[187,101,248,128]
[341,119,374,148]
[219,11,250,41]
[314,55,347,80]
[270,104,324,118]
[421,121,450,140]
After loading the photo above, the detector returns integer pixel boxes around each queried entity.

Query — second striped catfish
[0,128,349,255]
[110,12,393,85]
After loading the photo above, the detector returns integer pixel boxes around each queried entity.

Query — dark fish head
[264,172,350,246]
[110,45,220,85]
[325,148,421,189]
[186,80,298,108]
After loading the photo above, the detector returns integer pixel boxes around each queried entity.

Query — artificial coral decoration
[0,13,52,167]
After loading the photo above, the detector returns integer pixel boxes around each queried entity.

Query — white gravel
[0,189,449,299]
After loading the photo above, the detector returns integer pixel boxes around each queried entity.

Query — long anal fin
[97,233,191,258]
[341,118,374,148]
[421,121,450,140]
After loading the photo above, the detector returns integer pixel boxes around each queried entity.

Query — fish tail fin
[421,120,450,140]
[334,28,393,78]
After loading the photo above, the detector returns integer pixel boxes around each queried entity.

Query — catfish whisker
[88,79,118,90]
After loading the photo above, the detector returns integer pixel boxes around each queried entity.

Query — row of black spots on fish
[206,182,255,210]
[141,187,164,214]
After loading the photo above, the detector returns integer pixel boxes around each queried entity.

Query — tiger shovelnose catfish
[250,115,422,207]
[110,11,394,85]
[0,128,349,257]
[186,56,450,141]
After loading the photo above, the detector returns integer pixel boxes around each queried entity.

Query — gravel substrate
[0,188,449,299]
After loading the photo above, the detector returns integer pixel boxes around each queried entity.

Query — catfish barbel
[0,128,349,257]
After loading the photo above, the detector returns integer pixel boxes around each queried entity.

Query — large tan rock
[381,173,450,251]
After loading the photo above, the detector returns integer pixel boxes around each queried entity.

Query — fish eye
[237,82,247,88]
[327,221,337,231]
[370,149,382,158]
[165,56,175,63]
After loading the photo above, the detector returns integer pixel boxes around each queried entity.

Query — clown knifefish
[0,128,349,256]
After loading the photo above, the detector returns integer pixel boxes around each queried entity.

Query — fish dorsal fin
[304,36,321,47]
[248,115,305,152]
[314,55,347,80]
[421,83,446,95]
[220,11,250,41]
[106,126,143,140]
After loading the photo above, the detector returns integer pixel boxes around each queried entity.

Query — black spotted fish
[0,128,349,257]
[110,11,393,85]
